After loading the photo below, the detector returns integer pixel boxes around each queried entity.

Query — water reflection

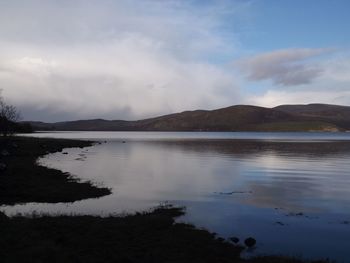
[2,135,350,261]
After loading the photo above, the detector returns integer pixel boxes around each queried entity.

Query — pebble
[244,237,256,248]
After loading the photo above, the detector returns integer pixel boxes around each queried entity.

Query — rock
[1,150,9,156]
[229,237,240,244]
[0,162,7,171]
[244,237,256,248]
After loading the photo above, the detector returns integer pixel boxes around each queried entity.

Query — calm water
[3,132,350,261]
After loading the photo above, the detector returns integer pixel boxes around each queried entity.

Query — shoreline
[0,206,329,263]
[0,136,111,205]
[0,136,330,262]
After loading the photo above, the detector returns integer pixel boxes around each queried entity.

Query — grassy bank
[0,136,111,205]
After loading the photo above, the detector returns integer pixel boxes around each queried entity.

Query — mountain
[24,104,350,132]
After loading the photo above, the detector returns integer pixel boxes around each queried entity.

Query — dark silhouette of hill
[24,104,350,132]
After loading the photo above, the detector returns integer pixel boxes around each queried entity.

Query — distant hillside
[274,104,350,130]
[24,104,350,132]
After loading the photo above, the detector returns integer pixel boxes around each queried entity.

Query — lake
[2,132,350,261]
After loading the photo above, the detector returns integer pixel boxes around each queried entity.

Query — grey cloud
[267,64,322,86]
[0,0,238,56]
[237,48,332,86]
[0,0,243,121]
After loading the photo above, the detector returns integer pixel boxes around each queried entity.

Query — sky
[0,0,349,122]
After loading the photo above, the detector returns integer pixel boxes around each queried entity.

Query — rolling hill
[274,104,350,130]
[24,104,350,132]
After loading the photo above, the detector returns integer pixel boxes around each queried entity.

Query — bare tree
[0,90,21,136]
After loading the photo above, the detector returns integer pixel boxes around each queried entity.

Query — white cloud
[0,0,243,121]
[1,43,239,121]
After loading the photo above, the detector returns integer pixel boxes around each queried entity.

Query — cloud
[0,0,244,121]
[237,48,332,86]
[245,53,350,107]
[1,0,349,121]
[1,43,239,121]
